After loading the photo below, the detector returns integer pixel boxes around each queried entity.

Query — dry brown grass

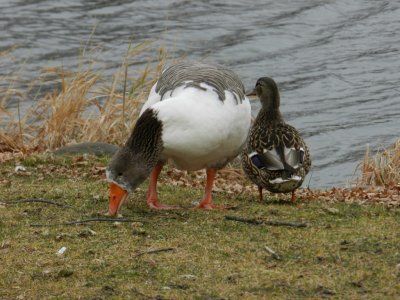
[356,140,400,189]
[0,42,167,153]
[1,42,399,193]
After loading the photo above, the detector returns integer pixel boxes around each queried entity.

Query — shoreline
[1,145,399,208]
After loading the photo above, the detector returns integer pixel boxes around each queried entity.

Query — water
[1,0,399,188]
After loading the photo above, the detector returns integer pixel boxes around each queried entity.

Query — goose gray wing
[155,62,245,104]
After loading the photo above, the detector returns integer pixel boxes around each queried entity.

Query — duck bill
[246,89,257,97]
[108,182,128,216]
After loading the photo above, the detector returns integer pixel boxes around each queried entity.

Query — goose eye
[117,172,123,177]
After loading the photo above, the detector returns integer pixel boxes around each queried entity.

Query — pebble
[14,165,27,172]
[78,228,97,238]
[323,207,339,214]
[56,246,67,255]
[179,274,197,280]
[57,269,74,278]
[131,222,144,227]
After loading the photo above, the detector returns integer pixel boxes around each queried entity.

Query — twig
[122,64,128,126]
[264,220,307,228]
[121,38,133,128]
[6,198,74,208]
[81,23,97,58]
[17,97,24,150]
[307,169,313,189]
[225,215,308,228]
[264,245,281,260]
[133,247,176,258]
[224,215,263,225]
[30,218,144,227]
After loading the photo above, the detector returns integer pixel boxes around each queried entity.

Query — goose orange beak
[109,182,128,216]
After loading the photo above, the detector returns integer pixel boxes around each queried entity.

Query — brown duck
[241,77,311,202]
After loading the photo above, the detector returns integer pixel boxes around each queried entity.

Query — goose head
[247,77,280,110]
[106,148,151,216]
[105,108,163,216]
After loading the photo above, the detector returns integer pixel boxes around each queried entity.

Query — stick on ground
[5,198,75,208]
[224,215,263,225]
[264,245,281,260]
[263,220,308,228]
[225,215,308,228]
[30,218,145,227]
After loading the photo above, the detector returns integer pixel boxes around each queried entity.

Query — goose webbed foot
[195,201,220,210]
[194,168,224,210]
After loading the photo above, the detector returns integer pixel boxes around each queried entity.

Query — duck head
[247,77,280,110]
[106,148,151,216]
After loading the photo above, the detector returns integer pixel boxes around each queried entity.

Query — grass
[1,39,399,187]
[0,41,166,153]
[356,140,400,190]
[1,155,399,299]
[1,39,399,298]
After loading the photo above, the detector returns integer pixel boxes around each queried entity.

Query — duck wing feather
[250,123,306,173]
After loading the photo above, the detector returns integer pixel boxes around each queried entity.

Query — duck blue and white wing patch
[248,152,265,169]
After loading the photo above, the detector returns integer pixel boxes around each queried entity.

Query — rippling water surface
[1,0,399,188]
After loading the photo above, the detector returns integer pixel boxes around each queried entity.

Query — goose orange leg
[258,186,263,202]
[147,163,178,209]
[291,190,296,202]
[196,168,220,209]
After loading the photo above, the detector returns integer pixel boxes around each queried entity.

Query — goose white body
[140,82,251,171]
[107,62,252,213]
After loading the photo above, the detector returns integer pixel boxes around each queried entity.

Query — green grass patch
[1,155,399,299]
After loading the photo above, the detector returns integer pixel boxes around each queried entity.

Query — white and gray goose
[106,62,252,215]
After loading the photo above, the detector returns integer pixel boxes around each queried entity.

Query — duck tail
[282,162,296,179]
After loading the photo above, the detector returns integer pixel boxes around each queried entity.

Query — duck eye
[118,172,123,177]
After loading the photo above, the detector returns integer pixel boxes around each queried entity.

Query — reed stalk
[0,41,166,153]
[356,140,400,189]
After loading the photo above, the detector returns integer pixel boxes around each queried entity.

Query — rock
[323,207,339,214]
[15,164,27,172]
[57,269,74,278]
[132,228,146,236]
[102,285,116,294]
[78,228,97,238]
[131,222,144,227]
[179,274,197,280]
[53,142,120,157]
[56,246,67,255]
[55,233,72,241]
